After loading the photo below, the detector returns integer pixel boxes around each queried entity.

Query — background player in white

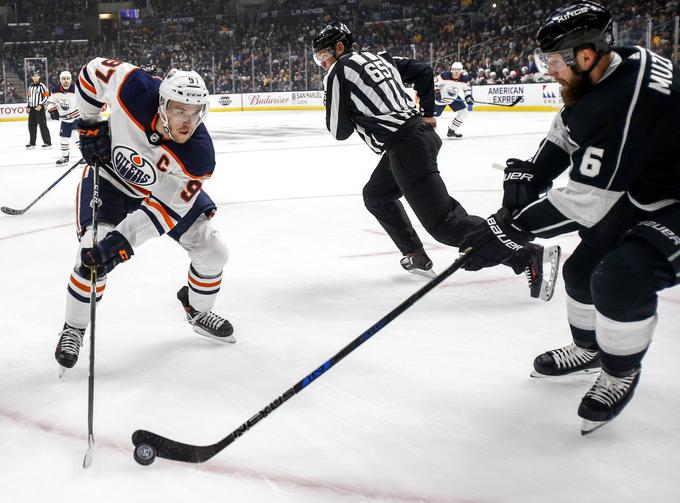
[54,59,234,375]
[433,62,473,138]
[47,71,80,165]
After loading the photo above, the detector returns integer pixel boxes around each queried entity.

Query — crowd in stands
[0,0,678,102]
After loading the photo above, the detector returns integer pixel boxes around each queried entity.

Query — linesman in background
[26,71,52,149]
[312,22,560,300]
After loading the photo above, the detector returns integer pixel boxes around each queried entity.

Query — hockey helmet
[534,1,613,74]
[60,71,72,86]
[158,69,209,141]
[451,61,464,71]
[312,21,353,65]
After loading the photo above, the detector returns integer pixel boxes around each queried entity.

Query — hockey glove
[81,231,134,275]
[459,208,531,271]
[502,158,542,215]
[76,119,112,166]
[49,108,60,120]
[465,95,474,105]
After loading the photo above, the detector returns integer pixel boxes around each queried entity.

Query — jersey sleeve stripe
[75,79,105,108]
[78,74,96,96]
[607,46,647,190]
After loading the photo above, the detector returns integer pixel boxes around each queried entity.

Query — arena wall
[0,83,562,121]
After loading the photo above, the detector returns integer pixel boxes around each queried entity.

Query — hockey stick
[83,162,100,469]
[1,158,84,215]
[472,96,523,107]
[131,248,476,465]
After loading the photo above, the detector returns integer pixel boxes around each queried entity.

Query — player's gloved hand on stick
[465,95,474,105]
[81,230,134,275]
[502,158,542,214]
[76,119,112,166]
[49,109,60,120]
[459,208,531,271]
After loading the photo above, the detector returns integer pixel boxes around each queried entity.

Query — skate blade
[530,367,601,378]
[539,245,561,302]
[193,326,236,344]
[581,419,607,435]
[405,268,437,279]
[58,365,68,379]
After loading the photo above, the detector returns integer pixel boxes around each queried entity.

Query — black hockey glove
[502,158,541,215]
[76,119,112,166]
[49,109,60,120]
[459,208,531,271]
[465,95,474,106]
[81,231,134,275]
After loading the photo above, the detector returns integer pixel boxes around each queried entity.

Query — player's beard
[559,71,593,106]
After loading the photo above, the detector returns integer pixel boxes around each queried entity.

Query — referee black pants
[28,107,51,146]
[363,120,483,255]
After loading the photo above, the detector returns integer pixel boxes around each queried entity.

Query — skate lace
[584,371,637,407]
[552,344,598,369]
[194,310,226,331]
[58,328,84,356]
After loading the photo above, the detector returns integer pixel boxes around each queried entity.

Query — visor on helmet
[533,47,576,75]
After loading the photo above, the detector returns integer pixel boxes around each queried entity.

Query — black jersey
[515,46,680,237]
[323,51,434,154]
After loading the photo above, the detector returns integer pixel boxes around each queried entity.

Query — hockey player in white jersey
[433,62,473,138]
[54,58,234,375]
[47,71,80,165]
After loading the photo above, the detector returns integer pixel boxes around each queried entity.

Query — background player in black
[459,1,680,433]
[313,22,560,300]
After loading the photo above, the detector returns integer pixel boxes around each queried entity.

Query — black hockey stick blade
[132,248,476,465]
[473,96,523,107]
[0,158,84,216]
[1,206,25,215]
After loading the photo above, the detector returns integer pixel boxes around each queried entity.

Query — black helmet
[312,21,353,53]
[537,1,613,54]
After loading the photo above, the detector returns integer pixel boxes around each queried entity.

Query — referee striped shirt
[323,51,434,154]
[27,82,49,108]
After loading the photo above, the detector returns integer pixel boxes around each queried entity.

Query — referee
[312,22,556,299]
[26,71,52,149]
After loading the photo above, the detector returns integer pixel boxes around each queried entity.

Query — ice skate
[400,250,436,279]
[55,323,85,377]
[446,128,462,138]
[41,144,52,149]
[526,243,561,301]
[56,155,70,166]
[25,144,35,150]
[177,286,235,343]
[531,342,600,378]
[579,367,641,435]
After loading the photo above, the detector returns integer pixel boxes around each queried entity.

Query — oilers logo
[112,146,156,186]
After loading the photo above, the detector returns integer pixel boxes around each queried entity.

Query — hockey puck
[133,443,157,466]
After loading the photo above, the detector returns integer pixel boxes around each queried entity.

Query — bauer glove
[76,119,112,166]
[81,230,134,275]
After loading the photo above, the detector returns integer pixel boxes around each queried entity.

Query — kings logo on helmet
[113,146,157,186]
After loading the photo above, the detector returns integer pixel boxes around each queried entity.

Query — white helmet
[158,68,209,140]
[451,61,464,71]
[60,71,72,86]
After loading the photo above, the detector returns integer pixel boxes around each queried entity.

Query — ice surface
[0,110,678,503]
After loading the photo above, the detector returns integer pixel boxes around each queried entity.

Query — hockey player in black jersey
[459,1,680,434]
[312,22,560,300]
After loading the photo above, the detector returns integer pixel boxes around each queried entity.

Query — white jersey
[434,72,472,105]
[48,83,79,122]
[75,57,216,249]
